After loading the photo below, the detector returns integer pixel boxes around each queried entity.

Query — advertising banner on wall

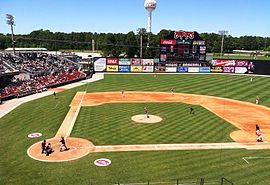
[94,57,106,72]
[106,58,119,65]
[211,60,236,67]
[153,58,160,64]
[199,67,211,73]
[131,66,142,72]
[235,67,248,74]
[142,59,154,66]
[211,66,223,73]
[223,67,235,73]
[188,67,200,73]
[119,58,131,65]
[177,67,188,72]
[142,66,154,72]
[118,65,131,72]
[236,60,249,67]
[130,58,142,65]
[154,66,166,72]
[166,67,177,72]
[106,65,118,72]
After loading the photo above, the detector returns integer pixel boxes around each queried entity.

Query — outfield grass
[1,74,270,185]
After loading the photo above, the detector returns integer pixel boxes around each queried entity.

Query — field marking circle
[28,133,42,138]
[94,158,111,166]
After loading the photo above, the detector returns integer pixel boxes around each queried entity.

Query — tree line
[0,29,269,58]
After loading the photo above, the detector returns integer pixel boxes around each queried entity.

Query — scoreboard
[160,31,207,63]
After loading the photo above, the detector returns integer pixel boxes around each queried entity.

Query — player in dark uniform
[41,140,46,154]
[45,143,54,156]
[60,136,69,152]
[190,107,195,114]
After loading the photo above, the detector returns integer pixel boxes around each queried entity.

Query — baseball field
[1,73,270,185]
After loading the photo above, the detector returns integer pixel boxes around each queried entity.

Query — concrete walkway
[0,73,104,118]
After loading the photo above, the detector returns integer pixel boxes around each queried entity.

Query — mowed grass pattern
[86,74,270,107]
[73,103,235,144]
[1,74,270,185]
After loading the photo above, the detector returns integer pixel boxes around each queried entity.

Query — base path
[28,91,270,162]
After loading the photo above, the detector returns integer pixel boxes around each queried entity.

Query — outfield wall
[94,57,270,75]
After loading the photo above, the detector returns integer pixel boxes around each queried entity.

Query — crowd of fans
[0,52,86,99]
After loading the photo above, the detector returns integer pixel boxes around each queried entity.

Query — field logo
[94,158,111,167]
[28,133,42,138]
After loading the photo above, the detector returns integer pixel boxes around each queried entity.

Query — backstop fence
[89,177,233,185]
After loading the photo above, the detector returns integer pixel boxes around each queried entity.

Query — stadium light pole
[137,28,146,59]
[6,14,16,55]
[218,30,228,58]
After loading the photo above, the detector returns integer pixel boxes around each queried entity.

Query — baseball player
[190,107,195,114]
[255,96,260,104]
[41,140,46,154]
[256,129,263,142]
[60,136,69,152]
[256,124,260,131]
[121,90,125,97]
[171,88,174,95]
[144,107,149,118]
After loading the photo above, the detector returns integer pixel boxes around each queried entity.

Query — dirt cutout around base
[27,137,94,162]
[131,114,162,124]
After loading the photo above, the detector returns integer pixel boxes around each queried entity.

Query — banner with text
[131,66,142,72]
[106,65,118,72]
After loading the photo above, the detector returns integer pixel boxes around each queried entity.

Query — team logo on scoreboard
[174,31,194,40]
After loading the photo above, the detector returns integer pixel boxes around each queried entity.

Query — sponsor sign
[119,58,131,65]
[153,58,160,64]
[160,54,167,62]
[188,67,200,73]
[193,40,206,45]
[199,67,211,73]
[235,67,248,74]
[94,58,106,72]
[119,65,130,72]
[106,58,118,65]
[176,40,192,44]
[211,60,236,67]
[174,31,194,40]
[166,63,178,67]
[161,40,176,45]
[223,66,235,73]
[106,65,118,72]
[166,67,177,72]
[142,59,154,66]
[182,63,201,67]
[177,67,188,72]
[200,46,206,54]
[28,133,42,138]
[154,66,166,72]
[131,66,142,72]
[130,58,142,65]
[142,66,154,72]
[211,66,223,73]
[94,158,111,167]
[236,60,249,67]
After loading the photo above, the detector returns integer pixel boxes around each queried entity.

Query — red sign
[106,58,119,65]
[161,40,176,45]
[174,31,194,40]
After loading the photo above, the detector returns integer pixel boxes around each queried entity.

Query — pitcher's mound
[131,114,162,124]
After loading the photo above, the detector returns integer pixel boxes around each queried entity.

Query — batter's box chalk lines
[242,157,270,164]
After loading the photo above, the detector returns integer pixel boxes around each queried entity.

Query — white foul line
[242,157,270,164]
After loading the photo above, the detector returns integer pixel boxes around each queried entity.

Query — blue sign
[199,67,211,73]
[119,65,131,72]
[177,67,188,72]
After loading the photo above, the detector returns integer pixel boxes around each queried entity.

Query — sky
[0,0,269,37]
